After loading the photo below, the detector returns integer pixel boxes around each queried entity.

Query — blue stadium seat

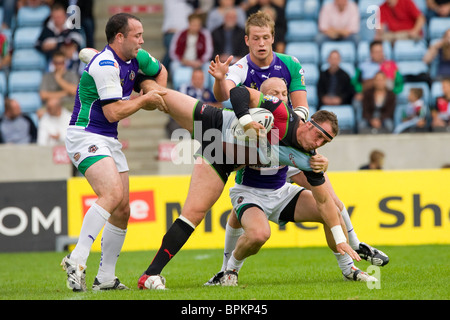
[285,42,320,64]
[412,0,427,13]
[359,18,376,42]
[16,5,50,28]
[301,63,319,86]
[306,87,318,109]
[171,66,193,90]
[286,20,318,42]
[8,70,43,93]
[320,41,356,64]
[359,0,384,19]
[285,0,320,20]
[396,60,429,77]
[320,105,356,133]
[13,27,42,49]
[11,49,47,71]
[393,40,427,61]
[428,17,450,40]
[397,82,430,105]
[9,92,42,113]
[430,81,443,107]
[0,71,6,95]
[357,40,392,63]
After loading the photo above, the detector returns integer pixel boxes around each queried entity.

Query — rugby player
[208,10,388,268]
[205,78,384,286]
[61,13,168,292]
[133,78,359,290]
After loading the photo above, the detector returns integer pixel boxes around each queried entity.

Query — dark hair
[311,110,339,137]
[105,13,141,44]
[370,40,383,51]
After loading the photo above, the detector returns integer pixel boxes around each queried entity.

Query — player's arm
[306,173,359,260]
[229,85,266,134]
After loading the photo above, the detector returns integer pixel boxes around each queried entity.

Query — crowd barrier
[1,169,449,252]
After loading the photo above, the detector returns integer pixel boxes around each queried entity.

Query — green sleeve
[393,71,404,95]
[351,68,363,93]
[276,53,306,92]
[136,49,162,77]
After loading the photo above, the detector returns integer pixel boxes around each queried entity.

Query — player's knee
[248,229,270,247]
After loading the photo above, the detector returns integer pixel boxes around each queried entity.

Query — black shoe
[356,242,389,266]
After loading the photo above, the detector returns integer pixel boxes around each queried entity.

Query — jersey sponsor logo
[99,60,118,68]
[236,64,243,69]
[73,152,81,162]
[263,95,279,103]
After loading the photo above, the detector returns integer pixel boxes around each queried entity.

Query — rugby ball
[230,108,274,140]
[79,48,99,64]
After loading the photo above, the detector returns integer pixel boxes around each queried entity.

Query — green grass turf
[0,245,448,301]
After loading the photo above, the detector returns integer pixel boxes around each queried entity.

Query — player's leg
[138,157,226,289]
[221,206,271,286]
[62,157,124,291]
[93,170,130,290]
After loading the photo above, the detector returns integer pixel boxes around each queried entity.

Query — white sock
[226,251,245,272]
[96,221,127,283]
[340,205,360,250]
[334,252,354,276]
[221,224,244,272]
[70,202,110,266]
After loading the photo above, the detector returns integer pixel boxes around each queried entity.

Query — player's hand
[142,89,168,113]
[208,54,233,80]
[336,242,361,261]
[309,154,328,173]
[243,121,266,139]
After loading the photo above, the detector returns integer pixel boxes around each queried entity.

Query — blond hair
[245,11,275,37]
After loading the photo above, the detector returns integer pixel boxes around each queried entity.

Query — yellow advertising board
[67,169,450,252]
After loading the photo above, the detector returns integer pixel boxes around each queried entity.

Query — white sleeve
[225,57,248,86]
[89,58,123,101]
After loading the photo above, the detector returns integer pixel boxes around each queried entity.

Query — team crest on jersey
[88,145,98,153]
[200,104,207,114]
[263,95,279,103]
[237,196,244,204]
[129,70,135,80]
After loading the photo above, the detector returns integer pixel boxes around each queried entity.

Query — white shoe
[61,255,87,292]
[344,266,378,282]
[92,277,129,291]
[220,269,238,286]
[138,274,166,290]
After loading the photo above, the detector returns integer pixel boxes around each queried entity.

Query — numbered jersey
[69,46,161,139]
[226,52,306,189]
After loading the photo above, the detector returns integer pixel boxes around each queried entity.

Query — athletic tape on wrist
[330,225,347,245]
[239,114,253,127]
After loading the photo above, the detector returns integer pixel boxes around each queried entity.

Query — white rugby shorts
[65,127,129,175]
[229,182,304,226]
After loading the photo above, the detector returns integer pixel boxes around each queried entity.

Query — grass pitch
[0,245,448,302]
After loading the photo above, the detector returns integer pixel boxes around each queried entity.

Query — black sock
[145,218,194,275]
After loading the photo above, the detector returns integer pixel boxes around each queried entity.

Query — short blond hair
[245,11,275,37]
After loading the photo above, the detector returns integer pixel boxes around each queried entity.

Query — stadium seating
[8,70,43,93]
[285,20,318,42]
[321,62,356,78]
[320,104,356,133]
[9,92,42,114]
[320,41,356,64]
[285,0,320,21]
[430,81,443,107]
[396,60,429,77]
[358,0,384,19]
[393,40,428,61]
[301,63,319,86]
[11,49,47,71]
[0,71,6,95]
[13,27,42,50]
[285,42,320,64]
[428,17,450,41]
[171,66,193,90]
[16,5,50,28]
[306,87,318,108]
